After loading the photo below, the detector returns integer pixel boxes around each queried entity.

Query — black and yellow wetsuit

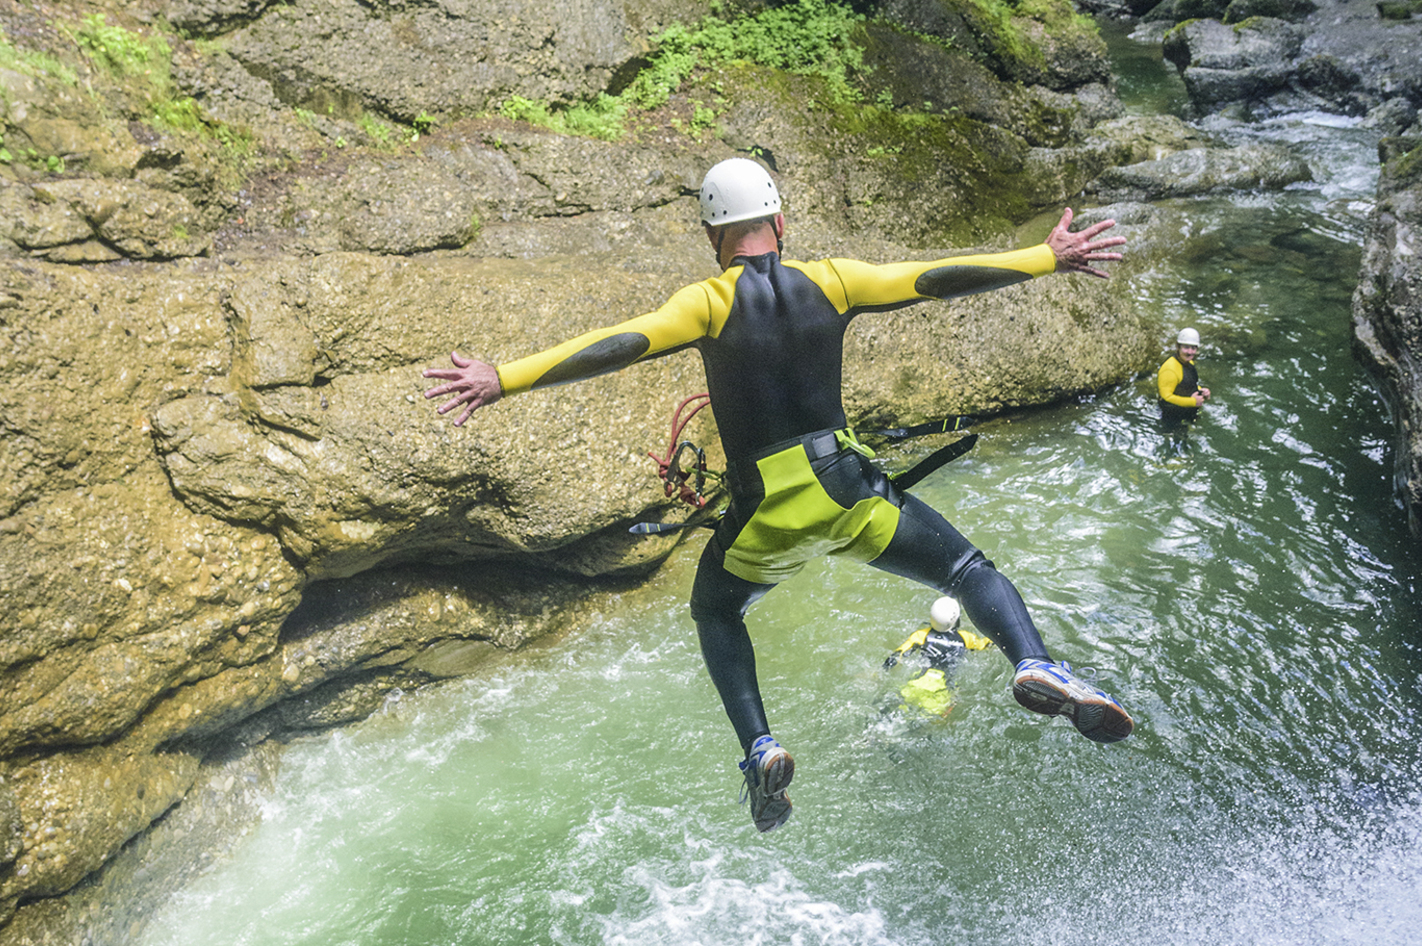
[497,246,1058,751]
[1157,353,1202,425]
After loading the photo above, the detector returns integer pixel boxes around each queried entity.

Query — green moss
[503,0,866,140]
[152,96,204,133]
[0,33,78,85]
[944,0,1102,82]
[1163,18,1203,40]
[71,14,169,77]
[1386,141,1422,187]
[1376,0,1422,17]
[693,66,1030,244]
[963,0,1048,75]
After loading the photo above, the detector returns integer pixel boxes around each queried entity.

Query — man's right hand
[423,352,502,426]
[1046,207,1125,279]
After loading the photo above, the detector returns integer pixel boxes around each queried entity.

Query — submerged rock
[1087,140,1313,199]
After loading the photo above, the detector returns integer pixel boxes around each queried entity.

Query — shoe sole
[754,794,792,832]
[761,750,794,796]
[752,750,795,833]
[1013,674,1134,744]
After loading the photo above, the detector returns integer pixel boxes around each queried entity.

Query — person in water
[1157,327,1211,429]
[883,596,994,718]
[422,157,1135,834]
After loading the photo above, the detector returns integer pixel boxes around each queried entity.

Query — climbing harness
[631,400,979,534]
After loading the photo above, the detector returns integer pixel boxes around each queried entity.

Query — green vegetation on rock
[498,0,1099,145]
[70,12,164,75]
[501,0,867,141]
[69,14,250,154]
[0,29,78,85]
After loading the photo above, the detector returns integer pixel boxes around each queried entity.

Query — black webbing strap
[888,433,979,490]
[863,414,976,442]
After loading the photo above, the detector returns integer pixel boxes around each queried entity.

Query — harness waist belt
[725,428,848,497]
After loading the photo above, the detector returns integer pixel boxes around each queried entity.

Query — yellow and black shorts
[715,428,903,585]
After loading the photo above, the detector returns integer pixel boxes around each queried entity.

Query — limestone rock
[875,0,1113,91]
[1163,17,1304,106]
[212,0,714,123]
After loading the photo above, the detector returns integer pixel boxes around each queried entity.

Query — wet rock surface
[1143,0,1422,120]
[1353,137,1422,537]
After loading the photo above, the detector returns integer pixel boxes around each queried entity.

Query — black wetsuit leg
[689,537,778,754]
[869,492,1050,666]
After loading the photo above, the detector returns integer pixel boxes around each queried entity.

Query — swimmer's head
[929,596,961,633]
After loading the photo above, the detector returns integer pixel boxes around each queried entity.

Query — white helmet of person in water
[699,157,782,225]
[1177,327,1201,347]
[929,596,962,632]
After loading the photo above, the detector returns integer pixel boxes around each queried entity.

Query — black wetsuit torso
[696,254,850,462]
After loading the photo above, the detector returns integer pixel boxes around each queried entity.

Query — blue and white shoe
[1012,659,1134,743]
[738,735,795,832]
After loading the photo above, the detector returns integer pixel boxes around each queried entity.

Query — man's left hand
[1047,208,1126,279]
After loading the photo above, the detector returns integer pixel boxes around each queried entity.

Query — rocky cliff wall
[1354,137,1422,537]
[0,0,1331,938]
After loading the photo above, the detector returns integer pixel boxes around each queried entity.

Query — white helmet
[928,596,962,633]
[699,158,781,226]
[1177,327,1201,346]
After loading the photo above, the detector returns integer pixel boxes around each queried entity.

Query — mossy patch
[1384,139,1422,188]
[0,28,78,85]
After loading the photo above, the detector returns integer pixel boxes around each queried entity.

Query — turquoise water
[138,38,1422,946]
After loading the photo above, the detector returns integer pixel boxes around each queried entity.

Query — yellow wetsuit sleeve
[795,244,1058,312]
[1157,358,1196,408]
[495,277,732,395]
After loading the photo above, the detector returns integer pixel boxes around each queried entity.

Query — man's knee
[690,575,768,625]
[945,547,997,594]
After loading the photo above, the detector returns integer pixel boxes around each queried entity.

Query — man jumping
[423,157,1134,833]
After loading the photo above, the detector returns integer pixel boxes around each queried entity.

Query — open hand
[422,352,502,426]
[1047,208,1126,279]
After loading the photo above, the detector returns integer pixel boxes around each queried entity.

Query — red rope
[647,392,712,507]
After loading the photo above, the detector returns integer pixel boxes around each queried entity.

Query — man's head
[700,158,785,268]
[1176,327,1200,361]
[699,158,781,225]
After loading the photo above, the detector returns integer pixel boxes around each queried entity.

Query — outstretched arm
[821,209,1124,309]
[420,282,719,427]
[423,352,502,427]
[1047,207,1125,279]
